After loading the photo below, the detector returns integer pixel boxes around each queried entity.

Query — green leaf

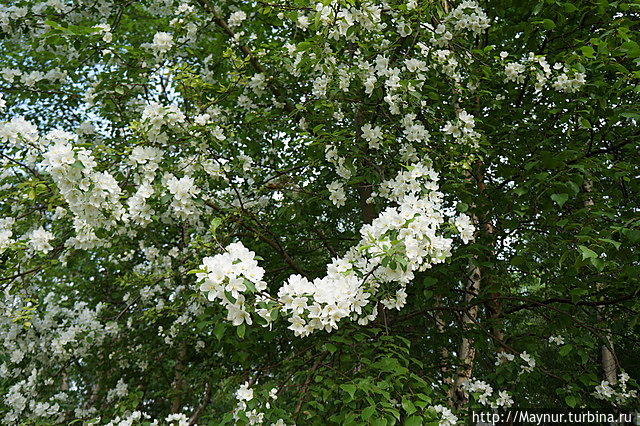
[324,343,337,354]
[362,405,376,420]
[565,395,579,408]
[209,217,223,234]
[590,257,606,271]
[622,228,640,243]
[405,416,423,426]
[541,19,556,29]
[570,289,587,303]
[563,2,578,12]
[270,308,279,321]
[551,193,569,208]
[559,344,573,356]
[578,245,597,260]
[532,2,544,15]
[620,40,640,58]
[236,323,246,339]
[371,418,387,426]
[297,41,314,51]
[579,117,591,128]
[214,323,226,341]
[244,279,256,293]
[580,46,596,58]
[599,238,621,250]
[402,398,416,415]
[341,384,357,399]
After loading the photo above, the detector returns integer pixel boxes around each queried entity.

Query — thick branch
[189,382,212,425]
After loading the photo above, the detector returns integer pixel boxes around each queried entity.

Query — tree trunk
[450,259,481,410]
[171,343,188,413]
[583,179,618,384]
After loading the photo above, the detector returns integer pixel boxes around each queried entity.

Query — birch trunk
[583,179,617,384]
[450,260,481,410]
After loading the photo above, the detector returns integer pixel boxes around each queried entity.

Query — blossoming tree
[1,0,639,424]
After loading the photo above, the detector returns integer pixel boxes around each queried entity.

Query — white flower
[361,123,383,148]
[196,162,470,338]
[451,213,475,244]
[494,390,514,408]
[552,72,586,93]
[166,175,200,219]
[327,181,346,207]
[165,413,189,426]
[297,15,310,29]
[269,387,278,400]
[519,351,536,373]
[227,305,252,326]
[495,352,515,365]
[504,62,526,83]
[463,379,493,405]
[432,404,458,426]
[549,335,564,345]
[594,380,615,400]
[236,381,254,401]
[130,146,163,165]
[152,32,173,54]
[106,378,129,402]
[288,315,307,336]
[28,227,54,253]
[229,10,247,27]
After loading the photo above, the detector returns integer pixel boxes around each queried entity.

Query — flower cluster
[361,123,383,149]
[430,0,490,46]
[150,32,174,55]
[127,146,164,226]
[103,410,191,426]
[463,379,514,408]
[431,404,458,426]
[43,132,124,250]
[166,174,201,220]
[495,351,515,366]
[228,10,247,28]
[519,351,536,373]
[442,110,480,147]
[548,335,564,345]
[232,382,281,425]
[0,217,16,253]
[494,350,536,374]
[27,227,55,254]
[197,242,267,326]
[327,180,346,207]
[0,116,39,148]
[1,293,114,423]
[304,2,384,40]
[502,52,586,93]
[0,66,66,90]
[139,102,186,144]
[594,372,638,404]
[197,162,474,336]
